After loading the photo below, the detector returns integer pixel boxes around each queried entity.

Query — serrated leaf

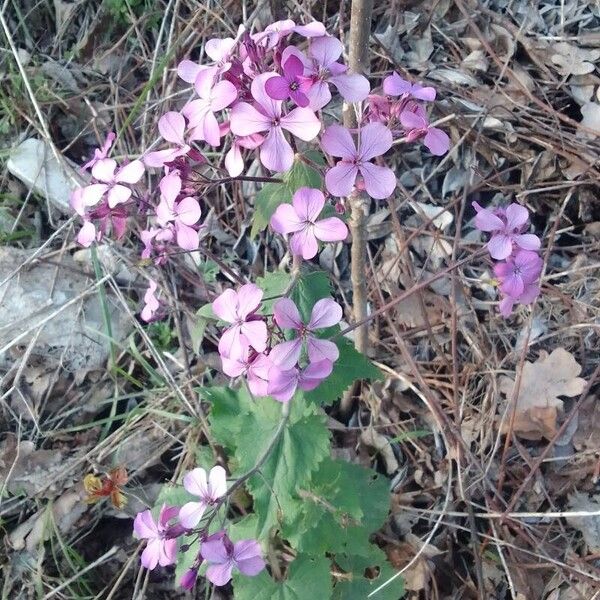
[233,554,332,600]
[305,337,382,406]
[236,396,330,538]
[290,270,332,321]
[251,154,323,237]
[282,457,390,557]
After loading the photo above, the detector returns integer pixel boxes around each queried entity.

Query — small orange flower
[83,466,128,509]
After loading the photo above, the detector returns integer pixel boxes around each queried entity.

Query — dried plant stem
[340,0,373,417]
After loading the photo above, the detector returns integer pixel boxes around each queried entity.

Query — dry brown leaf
[566,492,600,552]
[573,396,600,451]
[499,348,586,440]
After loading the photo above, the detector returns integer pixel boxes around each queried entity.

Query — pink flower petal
[505,203,529,231]
[210,80,238,111]
[298,359,333,391]
[201,537,230,563]
[250,73,281,118]
[77,221,96,247]
[240,320,268,352]
[329,73,370,102]
[265,75,291,100]
[230,102,271,136]
[269,339,302,370]
[308,298,343,329]
[424,127,450,156]
[134,509,158,539]
[183,467,208,497]
[176,197,201,226]
[175,222,199,250]
[107,184,132,208]
[280,107,321,141]
[267,366,299,402]
[158,111,186,144]
[273,298,302,329]
[313,217,348,242]
[515,233,541,251]
[358,122,393,161]
[307,337,339,363]
[225,143,244,177]
[310,36,343,67]
[159,538,177,567]
[205,37,236,61]
[271,203,305,235]
[207,465,227,499]
[115,160,145,183]
[91,158,117,182]
[487,234,513,260]
[321,125,356,159]
[260,127,294,173]
[358,162,396,199]
[307,80,332,110]
[325,162,358,197]
[202,111,221,146]
[383,72,411,96]
[141,539,161,570]
[212,289,238,322]
[290,227,319,259]
[400,110,427,130]
[474,207,504,232]
[178,501,207,529]
[206,562,234,586]
[236,283,263,318]
[177,60,205,83]
[292,187,325,222]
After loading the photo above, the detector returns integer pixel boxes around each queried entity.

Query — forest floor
[1,0,600,599]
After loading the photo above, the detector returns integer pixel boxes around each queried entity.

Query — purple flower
[181,76,238,146]
[473,202,541,261]
[321,123,396,199]
[270,297,342,369]
[229,73,321,172]
[383,72,436,101]
[144,112,192,168]
[221,347,272,397]
[400,105,449,156]
[133,505,179,570]
[268,359,333,403]
[265,55,312,107]
[81,131,115,171]
[200,533,265,586]
[270,187,348,259]
[179,567,199,590]
[177,36,237,85]
[212,283,268,358]
[179,465,227,529]
[283,37,370,109]
[498,281,541,317]
[494,250,543,300]
[155,172,201,251]
[224,132,264,177]
[253,19,326,50]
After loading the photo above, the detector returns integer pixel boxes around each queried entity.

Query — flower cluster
[473,202,542,317]
[213,281,342,402]
[69,20,449,299]
[133,465,265,588]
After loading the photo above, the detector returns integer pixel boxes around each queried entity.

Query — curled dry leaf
[499,348,586,440]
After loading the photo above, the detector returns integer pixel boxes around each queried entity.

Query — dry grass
[1,0,600,599]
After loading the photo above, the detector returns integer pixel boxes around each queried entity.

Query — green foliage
[290,270,332,321]
[233,554,332,600]
[257,270,293,314]
[305,337,383,406]
[251,152,323,237]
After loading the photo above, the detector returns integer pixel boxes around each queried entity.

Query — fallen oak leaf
[499,348,586,440]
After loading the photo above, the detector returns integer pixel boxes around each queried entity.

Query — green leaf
[333,547,405,600]
[251,154,323,238]
[236,396,330,538]
[290,270,332,321]
[282,458,390,557]
[233,554,332,600]
[257,270,293,314]
[305,337,382,406]
[197,303,218,319]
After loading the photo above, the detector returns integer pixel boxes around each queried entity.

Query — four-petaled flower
[179,465,227,529]
[182,76,238,146]
[265,55,312,107]
[212,283,268,358]
[473,202,541,260]
[270,187,348,259]
[270,297,342,369]
[230,73,321,172]
[321,122,396,199]
[155,172,201,251]
[494,250,543,300]
[284,36,370,109]
[399,104,450,156]
[200,532,265,586]
[221,347,272,397]
[268,359,333,403]
[133,504,179,570]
